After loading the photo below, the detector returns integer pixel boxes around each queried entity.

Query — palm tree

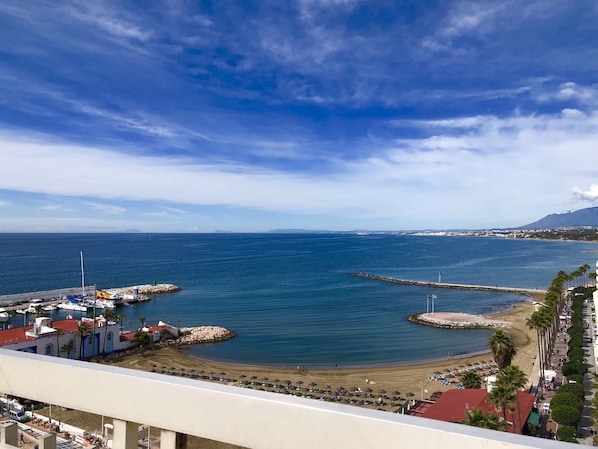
[138,316,147,329]
[55,328,64,357]
[487,383,516,432]
[117,313,126,334]
[61,340,75,359]
[496,365,527,433]
[488,330,516,370]
[102,309,118,353]
[462,371,482,389]
[76,321,91,359]
[461,408,506,431]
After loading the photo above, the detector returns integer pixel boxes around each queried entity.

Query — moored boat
[57,302,87,312]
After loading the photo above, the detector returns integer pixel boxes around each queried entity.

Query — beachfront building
[0,316,127,357]
[410,388,536,434]
[0,316,180,359]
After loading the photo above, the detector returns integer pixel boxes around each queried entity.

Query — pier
[352,273,547,296]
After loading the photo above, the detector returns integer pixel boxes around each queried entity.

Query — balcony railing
[0,349,575,449]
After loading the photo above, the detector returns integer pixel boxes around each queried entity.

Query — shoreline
[104,299,540,413]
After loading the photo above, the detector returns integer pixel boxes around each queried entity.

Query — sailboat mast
[80,251,85,297]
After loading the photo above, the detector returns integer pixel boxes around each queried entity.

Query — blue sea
[1,233,596,367]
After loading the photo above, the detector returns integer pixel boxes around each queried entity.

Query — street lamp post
[427,294,437,314]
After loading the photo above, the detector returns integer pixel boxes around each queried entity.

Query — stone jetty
[408,312,510,330]
[352,273,546,295]
[176,326,236,345]
[104,283,181,303]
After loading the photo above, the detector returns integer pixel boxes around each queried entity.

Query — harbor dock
[352,273,547,295]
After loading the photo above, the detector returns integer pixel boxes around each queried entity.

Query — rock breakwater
[176,326,236,345]
[408,312,510,330]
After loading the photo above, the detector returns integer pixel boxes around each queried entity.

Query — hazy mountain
[519,207,598,229]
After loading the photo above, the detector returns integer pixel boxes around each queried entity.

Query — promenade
[353,273,547,295]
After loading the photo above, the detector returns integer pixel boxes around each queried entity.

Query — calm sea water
[1,233,596,367]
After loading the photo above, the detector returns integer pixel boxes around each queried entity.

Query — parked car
[8,409,30,423]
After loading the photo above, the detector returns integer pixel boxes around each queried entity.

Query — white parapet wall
[0,349,576,449]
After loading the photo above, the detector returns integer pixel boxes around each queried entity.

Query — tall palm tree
[487,383,516,432]
[526,312,545,387]
[138,316,147,329]
[55,328,64,357]
[496,365,527,433]
[76,321,91,359]
[117,313,126,334]
[488,330,516,370]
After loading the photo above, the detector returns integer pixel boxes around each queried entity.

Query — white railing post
[0,421,18,446]
[38,433,57,449]
[113,419,139,449]
[160,429,188,449]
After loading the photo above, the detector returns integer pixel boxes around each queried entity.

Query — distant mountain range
[519,206,598,229]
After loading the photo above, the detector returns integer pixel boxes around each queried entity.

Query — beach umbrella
[285,380,292,385]
[406,392,414,397]
[309,382,317,387]
[393,391,400,395]
[239,374,246,378]
[379,389,386,394]
[366,388,373,393]
[297,380,303,385]
[251,375,258,379]
[263,377,269,381]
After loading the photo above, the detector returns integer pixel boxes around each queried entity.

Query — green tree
[133,330,151,349]
[487,384,516,432]
[76,321,91,359]
[488,330,516,370]
[461,371,482,389]
[556,426,577,443]
[55,328,64,357]
[117,313,126,334]
[61,340,75,359]
[551,405,581,427]
[461,408,506,431]
[496,365,527,432]
[138,316,147,329]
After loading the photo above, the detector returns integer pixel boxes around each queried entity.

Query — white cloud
[573,184,598,203]
[1,103,597,229]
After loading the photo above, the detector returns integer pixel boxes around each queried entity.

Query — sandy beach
[105,298,539,408]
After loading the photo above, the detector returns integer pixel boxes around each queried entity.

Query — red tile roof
[418,389,536,434]
[0,318,84,345]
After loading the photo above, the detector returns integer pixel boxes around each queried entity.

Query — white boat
[0,308,9,322]
[43,304,57,312]
[57,302,87,312]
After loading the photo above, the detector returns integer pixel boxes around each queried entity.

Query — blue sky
[1,0,597,232]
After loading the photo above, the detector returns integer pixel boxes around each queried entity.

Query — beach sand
[37,296,541,449]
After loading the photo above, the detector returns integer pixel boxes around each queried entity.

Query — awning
[527,411,541,427]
